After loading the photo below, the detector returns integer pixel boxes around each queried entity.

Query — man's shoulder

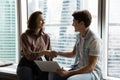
[89,30,101,40]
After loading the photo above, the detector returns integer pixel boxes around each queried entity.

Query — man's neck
[81,28,89,37]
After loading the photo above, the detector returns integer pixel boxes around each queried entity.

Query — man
[50,10,103,80]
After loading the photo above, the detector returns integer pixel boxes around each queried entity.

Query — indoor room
[0,0,120,80]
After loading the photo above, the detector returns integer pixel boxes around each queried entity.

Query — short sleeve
[89,38,101,56]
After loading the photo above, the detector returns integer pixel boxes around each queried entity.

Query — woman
[17,11,53,80]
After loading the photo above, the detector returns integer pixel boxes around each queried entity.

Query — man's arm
[56,45,76,58]
[68,55,98,76]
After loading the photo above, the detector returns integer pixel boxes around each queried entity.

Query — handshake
[43,50,59,59]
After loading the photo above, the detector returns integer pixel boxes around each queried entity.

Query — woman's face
[36,14,44,29]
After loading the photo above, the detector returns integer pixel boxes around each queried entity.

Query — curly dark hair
[72,10,92,28]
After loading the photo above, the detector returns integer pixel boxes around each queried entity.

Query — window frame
[19,0,120,79]
[17,0,27,63]
[101,0,120,79]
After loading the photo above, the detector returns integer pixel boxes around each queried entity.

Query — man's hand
[56,68,70,77]
[44,50,57,59]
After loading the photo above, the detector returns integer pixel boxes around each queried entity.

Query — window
[0,0,119,79]
[27,0,98,67]
[107,0,120,79]
[0,0,18,63]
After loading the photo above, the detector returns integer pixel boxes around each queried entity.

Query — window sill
[0,64,18,80]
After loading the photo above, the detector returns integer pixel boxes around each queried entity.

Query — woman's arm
[21,34,50,60]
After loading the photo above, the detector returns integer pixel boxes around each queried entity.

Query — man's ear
[79,21,84,25]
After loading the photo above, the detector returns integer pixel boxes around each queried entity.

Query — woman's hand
[43,50,57,59]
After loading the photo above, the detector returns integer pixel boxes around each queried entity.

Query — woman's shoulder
[21,30,30,38]
[42,32,50,38]
[41,32,51,41]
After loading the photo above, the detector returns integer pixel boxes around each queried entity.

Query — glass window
[27,0,98,67]
[0,0,18,63]
[107,0,120,78]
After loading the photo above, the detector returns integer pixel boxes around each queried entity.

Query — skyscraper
[59,0,80,51]
[28,0,81,66]
[0,0,17,62]
[28,0,48,19]
[54,0,81,66]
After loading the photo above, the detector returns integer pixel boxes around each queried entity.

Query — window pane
[108,0,120,78]
[27,0,98,67]
[0,0,18,62]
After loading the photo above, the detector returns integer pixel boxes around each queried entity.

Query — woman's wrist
[57,51,61,55]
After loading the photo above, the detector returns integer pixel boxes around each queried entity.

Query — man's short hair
[72,10,92,27]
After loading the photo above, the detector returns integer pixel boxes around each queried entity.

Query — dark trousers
[17,66,48,80]
[17,57,48,80]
